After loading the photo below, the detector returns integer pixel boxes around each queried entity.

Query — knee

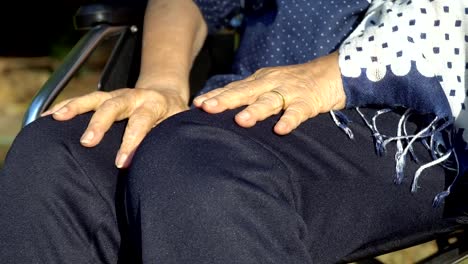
[127,110,240,201]
[1,114,111,196]
[125,109,292,220]
[2,115,83,187]
[6,114,90,164]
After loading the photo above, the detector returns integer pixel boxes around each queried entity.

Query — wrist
[308,51,346,110]
[135,76,190,105]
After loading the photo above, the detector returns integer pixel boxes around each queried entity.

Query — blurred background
[0,1,461,263]
[0,0,104,163]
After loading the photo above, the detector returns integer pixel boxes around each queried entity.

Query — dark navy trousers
[0,108,456,263]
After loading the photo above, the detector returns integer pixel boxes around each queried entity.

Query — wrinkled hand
[193,51,346,135]
[42,87,188,168]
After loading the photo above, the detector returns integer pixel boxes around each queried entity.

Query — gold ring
[271,90,286,109]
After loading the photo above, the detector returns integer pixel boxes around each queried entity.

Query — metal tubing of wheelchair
[22,24,127,127]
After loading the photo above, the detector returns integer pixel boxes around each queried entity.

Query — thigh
[129,107,450,263]
[273,109,449,263]
[0,113,128,264]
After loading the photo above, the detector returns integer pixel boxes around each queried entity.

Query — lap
[129,107,450,262]
[2,107,454,263]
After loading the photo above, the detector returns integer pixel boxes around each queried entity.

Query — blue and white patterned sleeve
[338,0,468,142]
[192,0,242,33]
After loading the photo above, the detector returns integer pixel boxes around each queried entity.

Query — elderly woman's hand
[193,51,346,135]
[42,86,189,168]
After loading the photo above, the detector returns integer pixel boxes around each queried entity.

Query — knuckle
[225,88,254,105]
[245,103,264,114]
[92,91,106,96]
[204,88,225,98]
[132,88,147,97]
[131,109,157,126]
[259,93,278,104]
[102,99,122,110]
[254,67,272,76]
[283,115,300,128]
[227,84,253,99]
[285,105,305,120]
[256,67,280,77]
[287,106,311,125]
[224,81,240,89]
[225,84,258,104]
[89,110,116,127]
[110,88,130,95]
[86,121,106,134]
[289,98,310,111]
[135,112,156,124]
[247,100,275,117]
[253,68,265,76]
[245,85,256,99]
[217,88,237,100]
[214,87,228,93]
[293,99,309,108]
[124,126,146,143]
[123,131,139,143]
[90,91,109,99]
[286,107,303,118]
[261,92,282,108]
[301,99,319,116]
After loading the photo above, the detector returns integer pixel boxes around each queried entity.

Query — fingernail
[80,131,94,144]
[116,153,128,168]
[41,110,51,116]
[193,96,206,105]
[237,111,250,120]
[203,99,218,107]
[54,107,68,115]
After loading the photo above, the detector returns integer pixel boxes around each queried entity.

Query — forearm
[136,0,208,104]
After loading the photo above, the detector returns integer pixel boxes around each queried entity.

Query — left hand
[193,51,346,135]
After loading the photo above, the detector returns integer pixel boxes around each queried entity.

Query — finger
[41,99,74,116]
[234,91,285,128]
[80,95,130,147]
[192,87,228,107]
[52,91,112,121]
[200,78,277,114]
[274,101,312,135]
[192,76,256,107]
[115,106,158,168]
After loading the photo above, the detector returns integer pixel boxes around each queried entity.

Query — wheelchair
[21,3,468,263]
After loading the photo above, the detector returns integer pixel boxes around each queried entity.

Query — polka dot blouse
[193,0,370,92]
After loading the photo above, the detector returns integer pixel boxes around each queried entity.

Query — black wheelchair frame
[22,4,468,263]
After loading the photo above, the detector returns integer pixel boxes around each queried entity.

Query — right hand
[42,87,189,168]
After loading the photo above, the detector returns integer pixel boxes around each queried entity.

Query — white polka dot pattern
[339,0,468,142]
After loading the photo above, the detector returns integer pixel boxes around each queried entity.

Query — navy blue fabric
[342,62,453,119]
[194,0,371,92]
[0,110,459,263]
[0,2,466,263]
[193,0,242,33]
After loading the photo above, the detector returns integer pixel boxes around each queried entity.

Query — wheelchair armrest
[74,3,145,30]
[22,4,143,127]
